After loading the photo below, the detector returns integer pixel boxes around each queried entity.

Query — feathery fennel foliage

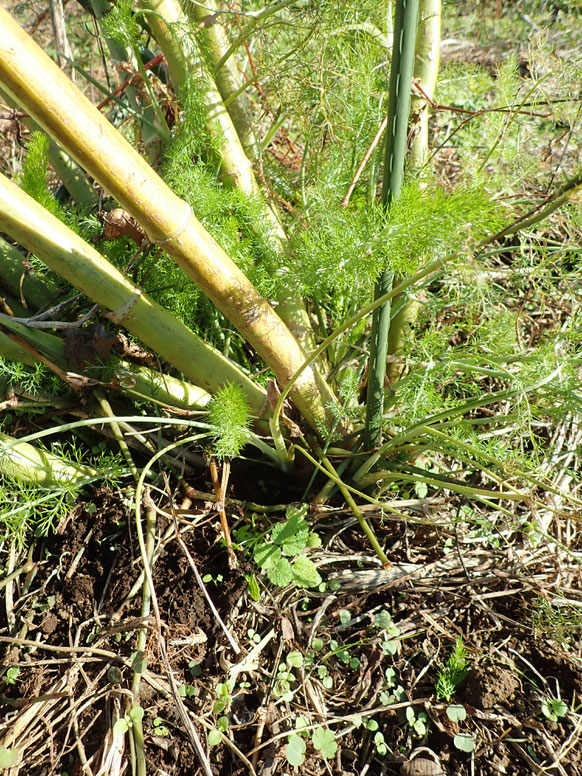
[19,132,67,219]
[208,383,251,459]
[100,0,141,50]
[287,180,507,301]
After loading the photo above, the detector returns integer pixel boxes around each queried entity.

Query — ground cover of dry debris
[1,2,582,775]
[1,458,581,776]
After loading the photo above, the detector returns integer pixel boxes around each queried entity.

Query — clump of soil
[463,661,520,709]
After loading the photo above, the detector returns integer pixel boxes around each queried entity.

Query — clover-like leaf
[454,733,475,752]
[286,735,306,766]
[446,704,467,723]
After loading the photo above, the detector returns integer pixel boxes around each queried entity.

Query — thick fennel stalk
[0,7,343,433]
[139,0,318,353]
[0,172,265,413]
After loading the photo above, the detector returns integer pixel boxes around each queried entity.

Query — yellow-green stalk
[138,0,317,353]
[0,431,97,488]
[0,173,264,413]
[0,7,340,433]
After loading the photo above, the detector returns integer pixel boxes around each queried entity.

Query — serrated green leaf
[253,542,280,570]
[208,729,223,747]
[291,555,322,588]
[286,735,306,766]
[267,557,293,586]
[271,515,307,544]
[454,733,475,752]
[272,516,309,555]
[446,704,467,722]
[312,727,337,759]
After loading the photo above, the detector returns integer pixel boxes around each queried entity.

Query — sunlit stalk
[364,0,419,449]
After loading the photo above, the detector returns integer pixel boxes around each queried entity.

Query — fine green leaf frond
[19,132,66,220]
[207,382,251,459]
[287,180,507,300]
[101,0,141,50]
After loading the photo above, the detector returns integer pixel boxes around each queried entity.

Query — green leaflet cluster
[235,504,322,589]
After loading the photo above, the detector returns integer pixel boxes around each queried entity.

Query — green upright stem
[365,0,419,449]
[386,0,441,383]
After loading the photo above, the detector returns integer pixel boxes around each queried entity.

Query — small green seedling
[152,717,169,737]
[207,714,230,746]
[4,667,20,685]
[374,610,401,655]
[274,654,302,701]
[373,731,388,756]
[406,706,428,737]
[213,679,235,714]
[113,705,144,735]
[202,572,223,586]
[436,636,471,702]
[178,683,196,698]
[541,697,568,722]
[247,628,261,644]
